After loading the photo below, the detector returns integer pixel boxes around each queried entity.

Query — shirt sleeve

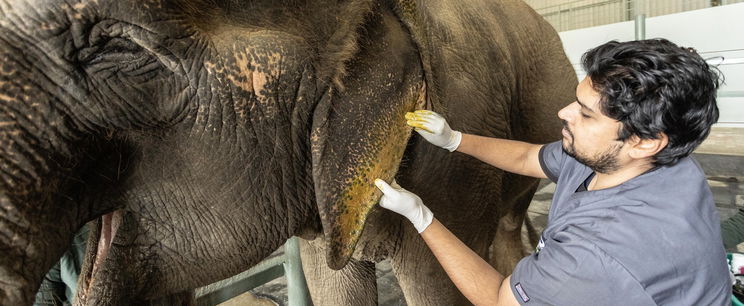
[538,141,565,183]
[509,228,656,306]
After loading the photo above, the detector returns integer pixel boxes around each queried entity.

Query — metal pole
[284,237,312,306]
[635,14,646,40]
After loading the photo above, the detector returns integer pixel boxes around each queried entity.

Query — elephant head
[0,0,435,303]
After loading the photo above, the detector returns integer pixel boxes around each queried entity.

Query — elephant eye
[80,37,141,63]
[80,37,163,78]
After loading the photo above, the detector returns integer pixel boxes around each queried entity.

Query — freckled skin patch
[206,29,302,123]
[229,50,281,101]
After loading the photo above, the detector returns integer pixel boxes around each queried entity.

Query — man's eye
[581,113,591,118]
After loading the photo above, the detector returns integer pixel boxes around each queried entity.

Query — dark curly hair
[581,39,721,166]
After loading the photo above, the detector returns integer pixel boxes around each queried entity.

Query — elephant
[0,0,578,304]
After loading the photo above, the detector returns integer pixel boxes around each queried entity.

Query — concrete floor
[232,153,744,306]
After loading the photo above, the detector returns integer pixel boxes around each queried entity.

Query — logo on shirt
[515,282,530,302]
[535,235,545,254]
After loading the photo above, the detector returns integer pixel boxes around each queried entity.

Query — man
[375,39,731,305]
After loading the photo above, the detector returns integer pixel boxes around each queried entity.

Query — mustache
[561,120,573,138]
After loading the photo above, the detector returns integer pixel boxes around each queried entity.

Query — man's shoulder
[649,155,706,183]
[567,202,729,305]
[614,156,709,201]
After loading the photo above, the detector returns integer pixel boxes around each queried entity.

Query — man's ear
[628,133,668,160]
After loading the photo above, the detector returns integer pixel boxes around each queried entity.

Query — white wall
[525,0,744,32]
[558,3,744,127]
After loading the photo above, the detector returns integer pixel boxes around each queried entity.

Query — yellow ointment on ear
[374,179,385,189]
[406,121,432,133]
[326,87,422,267]
[330,122,410,257]
[404,112,433,133]
[405,111,433,120]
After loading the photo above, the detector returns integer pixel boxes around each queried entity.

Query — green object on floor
[733,295,743,306]
[729,253,744,306]
[195,236,312,306]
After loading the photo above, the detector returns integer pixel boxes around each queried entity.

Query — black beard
[564,143,622,174]
[562,123,622,174]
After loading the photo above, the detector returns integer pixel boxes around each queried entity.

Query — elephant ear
[310,2,425,270]
[388,0,438,111]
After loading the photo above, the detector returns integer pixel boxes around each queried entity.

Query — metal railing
[195,237,311,306]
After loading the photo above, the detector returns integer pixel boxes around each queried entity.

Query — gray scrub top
[510,141,731,305]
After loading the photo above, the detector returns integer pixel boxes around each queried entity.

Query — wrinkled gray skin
[0,0,577,305]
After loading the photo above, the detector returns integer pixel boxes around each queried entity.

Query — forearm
[420,218,506,305]
[374,179,517,304]
[456,133,546,178]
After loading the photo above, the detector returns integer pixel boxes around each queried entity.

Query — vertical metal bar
[635,13,646,40]
[284,237,312,306]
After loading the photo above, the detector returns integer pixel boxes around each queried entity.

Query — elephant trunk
[0,67,84,306]
[0,124,83,305]
[0,43,122,304]
[0,194,70,305]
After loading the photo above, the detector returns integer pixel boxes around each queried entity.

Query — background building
[524,0,744,157]
[525,0,744,32]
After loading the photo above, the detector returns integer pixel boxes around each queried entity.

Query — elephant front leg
[390,228,473,306]
[490,213,530,276]
[299,238,378,305]
[489,173,539,275]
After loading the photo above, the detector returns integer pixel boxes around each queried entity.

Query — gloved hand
[405,110,462,152]
[374,179,433,233]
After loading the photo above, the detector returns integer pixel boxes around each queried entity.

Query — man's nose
[558,102,576,122]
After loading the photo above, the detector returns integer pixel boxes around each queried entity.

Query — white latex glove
[405,110,462,152]
[374,179,433,233]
